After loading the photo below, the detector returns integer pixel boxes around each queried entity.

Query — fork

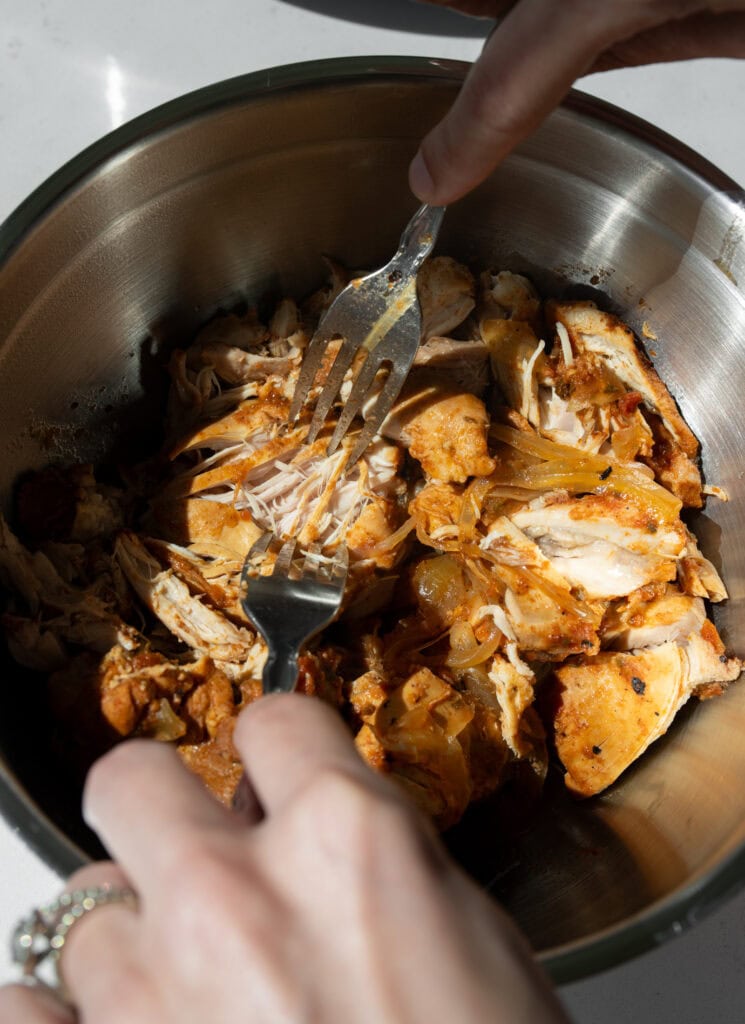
[240,533,348,694]
[288,203,446,467]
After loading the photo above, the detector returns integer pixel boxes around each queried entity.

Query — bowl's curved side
[0,57,744,982]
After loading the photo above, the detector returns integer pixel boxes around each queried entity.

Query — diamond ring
[11,884,138,1000]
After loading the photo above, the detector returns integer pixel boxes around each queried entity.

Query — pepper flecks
[631,676,646,695]
[599,465,612,481]
[592,745,602,755]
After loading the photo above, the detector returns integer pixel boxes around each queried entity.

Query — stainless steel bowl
[1,57,743,983]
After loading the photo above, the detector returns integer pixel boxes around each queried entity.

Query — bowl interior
[1,59,744,982]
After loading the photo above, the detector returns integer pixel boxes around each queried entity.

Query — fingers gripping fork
[288,204,446,466]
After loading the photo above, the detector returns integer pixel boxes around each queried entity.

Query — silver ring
[11,884,138,999]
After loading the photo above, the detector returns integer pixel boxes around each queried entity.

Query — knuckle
[292,763,417,856]
[160,834,255,932]
[88,962,155,1023]
[238,691,298,735]
[84,738,160,804]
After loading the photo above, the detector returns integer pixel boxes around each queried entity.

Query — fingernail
[409,150,435,203]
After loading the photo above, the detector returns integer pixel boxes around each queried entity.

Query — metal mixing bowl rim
[1,54,744,984]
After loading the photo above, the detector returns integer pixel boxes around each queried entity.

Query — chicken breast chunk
[552,624,741,796]
[383,384,495,484]
[511,493,685,599]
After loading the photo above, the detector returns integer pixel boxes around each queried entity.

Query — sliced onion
[446,629,502,670]
[368,515,416,553]
[146,699,187,742]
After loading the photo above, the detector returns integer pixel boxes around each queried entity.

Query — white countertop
[2,1,745,1018]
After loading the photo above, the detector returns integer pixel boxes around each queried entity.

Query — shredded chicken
[1,254,740,832]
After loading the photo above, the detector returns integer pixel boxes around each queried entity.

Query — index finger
[82,739,244,892]
[234,693,393,816]
[408,0,654,204]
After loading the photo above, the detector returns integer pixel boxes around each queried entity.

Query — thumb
[409,0,624,204]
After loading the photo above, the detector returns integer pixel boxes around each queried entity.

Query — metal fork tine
[325,350,382,455]
[331,545,349,579]
[241,534,348,695]
[300,542,322,578]
[288,336,329,423]
[249,532,273,559]
[305,335,359,444]
[272,537,297,576]
[289,204,445,459]
[346,362,410,466]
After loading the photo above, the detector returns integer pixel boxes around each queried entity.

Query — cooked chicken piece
[145,539,244,622]
[238,436,405,557]
[607,399,655,463]
[195,342,297,387]
[167,427,307,499]
[602,585,706,650]
[549,301,702,504]
[686,626,741,696]
[38,541,87,585]
[382,382,495,484]
[0,514,138,657]
[115,531,263,674]
[352,679,472,828]
[200,387,266,427]
[15,465,125,545]
[0,513,78,615]
[482,318,545,424]
[487,651,544,764]
[148,497,262,561]
[536,341,627,452]
[170,380,406,561]
[408,481,464,544]
[351,666,508,830]
[549,302,698,453]
[417,256,475,340]
[1,614,68,672]
[344,499,406,570]
[411,337,490,396]
[480,516,602,658]
[347,669,389,722]
[170,391,290,458]
[479,271,541,325]
[166,348,221,432]
[268,298,308,353]
[536,388,588,449]
[552,625,741,796]
[192,309,269,352]
[677,527,728,602]
[301,256,352,319]
[510,493,685,600]
[177,718,244,807]
[641,412,703,507]
[94,645,237,740]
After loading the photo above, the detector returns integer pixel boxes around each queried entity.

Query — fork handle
[391,203,446,273]
[262,646,300,694]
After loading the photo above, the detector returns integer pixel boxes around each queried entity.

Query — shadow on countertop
[276,0,493,36]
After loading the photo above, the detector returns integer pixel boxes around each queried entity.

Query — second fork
[288,203,445,467]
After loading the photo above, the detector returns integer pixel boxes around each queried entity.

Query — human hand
[411,1,745,203]
[0,694,567,1024]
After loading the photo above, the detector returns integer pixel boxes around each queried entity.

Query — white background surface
[1,1,745,1019]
